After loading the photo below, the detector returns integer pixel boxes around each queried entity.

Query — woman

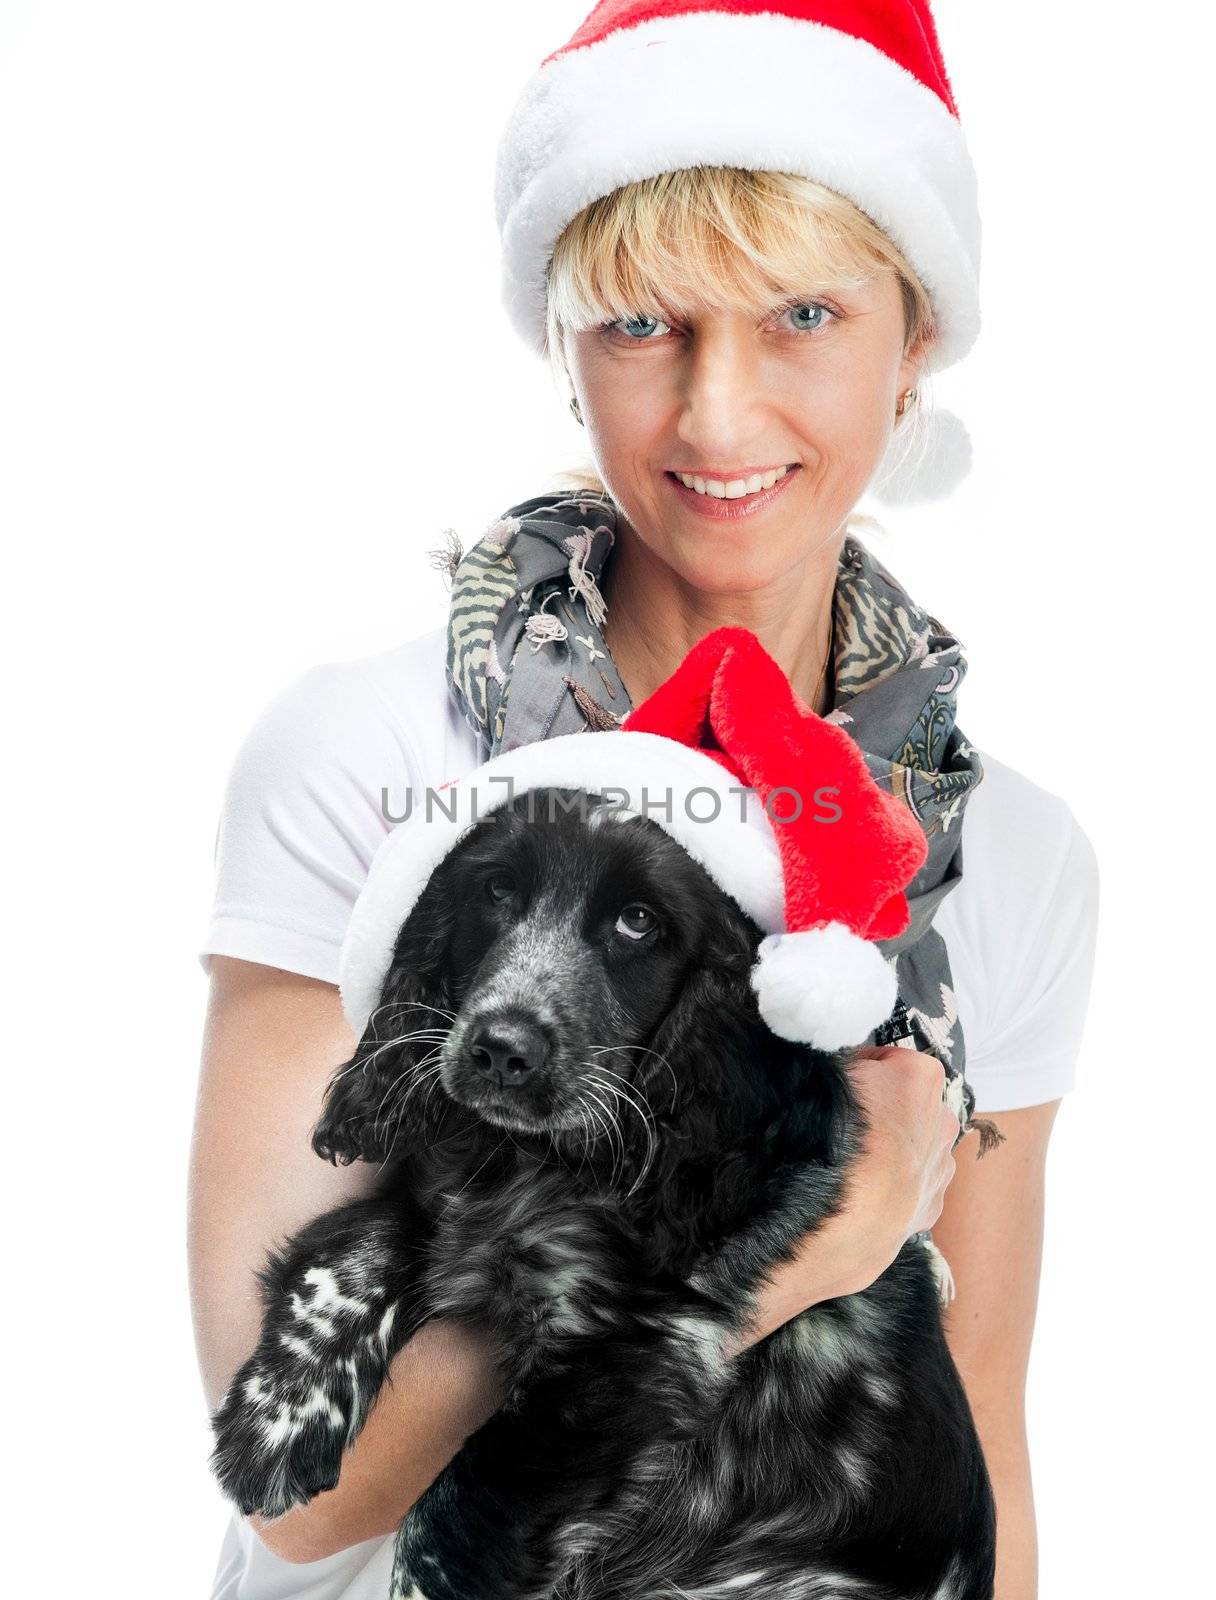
[190,5,1100,1598]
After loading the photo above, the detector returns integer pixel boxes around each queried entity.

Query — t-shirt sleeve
[965,808,1101,1112]
[199,661,424,986]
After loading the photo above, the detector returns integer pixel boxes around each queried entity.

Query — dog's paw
[209,1246,407,1516]
[209,1347,354,1517]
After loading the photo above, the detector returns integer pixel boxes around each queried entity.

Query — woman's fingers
[845,1045,967,1248]
[917,1141,959,1232]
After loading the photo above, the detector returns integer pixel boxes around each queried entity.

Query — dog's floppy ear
[312,871,458,1166]
[628,907,769,1272]
[643,951,761,1148]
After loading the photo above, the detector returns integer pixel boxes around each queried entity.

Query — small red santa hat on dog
[340,626,927,1051]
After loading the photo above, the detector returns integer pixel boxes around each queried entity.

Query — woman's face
[565,271,923,593]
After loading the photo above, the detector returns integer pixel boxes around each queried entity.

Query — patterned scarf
[441,490,985,1086]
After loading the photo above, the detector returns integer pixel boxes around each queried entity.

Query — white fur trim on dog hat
[339,729,786,1039]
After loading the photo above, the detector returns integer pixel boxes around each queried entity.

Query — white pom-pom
[749,924,898,1051]
[869,406,972,506]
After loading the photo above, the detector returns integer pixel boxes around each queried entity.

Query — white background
[1,2,1210,1593]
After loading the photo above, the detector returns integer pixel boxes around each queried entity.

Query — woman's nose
[674,325,771,461]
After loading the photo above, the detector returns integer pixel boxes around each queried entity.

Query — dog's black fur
[210,790,996,1599]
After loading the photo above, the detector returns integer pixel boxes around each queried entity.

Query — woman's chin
[664,543,797,595]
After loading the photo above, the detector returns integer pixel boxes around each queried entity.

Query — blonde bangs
[544,166,935,366]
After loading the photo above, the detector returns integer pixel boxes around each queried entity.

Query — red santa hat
[494,2,981,504]
[340,626,927,1051]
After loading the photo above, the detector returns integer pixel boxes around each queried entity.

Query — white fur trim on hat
[339,729,786,1037]
[495,11,981,372]
[749,924,898,1050]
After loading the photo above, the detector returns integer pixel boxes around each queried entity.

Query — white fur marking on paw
[258,1384,345,1448]
[302,1265,371,1314]
[290,1264,372,1337]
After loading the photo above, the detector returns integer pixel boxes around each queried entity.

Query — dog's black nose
[468,1017,550,1085]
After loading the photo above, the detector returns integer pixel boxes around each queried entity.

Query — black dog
[210,789,996,1599]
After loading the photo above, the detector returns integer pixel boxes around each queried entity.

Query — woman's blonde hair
[542,165,936,498]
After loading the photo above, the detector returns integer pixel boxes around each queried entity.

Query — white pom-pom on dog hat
[493,0,982,502]
[340,627,928,1052]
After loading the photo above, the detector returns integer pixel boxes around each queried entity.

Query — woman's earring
[870,385,973,506]
[569,395,584,426]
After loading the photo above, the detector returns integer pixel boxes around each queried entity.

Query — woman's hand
[720,1045,958,1357]
[842,1043,960,1263]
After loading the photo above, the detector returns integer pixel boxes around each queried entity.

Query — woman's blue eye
[607,313,671,341]
[783,303,833,333]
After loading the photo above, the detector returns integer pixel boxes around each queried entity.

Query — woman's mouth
[665,464,800,520]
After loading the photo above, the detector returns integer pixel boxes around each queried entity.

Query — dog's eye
[485,872,517,904]
[615,903,658,940]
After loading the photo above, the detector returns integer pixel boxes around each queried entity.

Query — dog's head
[312,787,787,1179]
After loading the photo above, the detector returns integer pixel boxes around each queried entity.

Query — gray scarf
[440,490,986,1095]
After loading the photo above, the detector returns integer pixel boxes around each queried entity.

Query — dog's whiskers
[332,1025,451,1082]
[585,1060,662,1127]
[578,1097,614,1178]
[587,1041,679,1113]
[585,1071,659,1196]
[380,1058,446,1142]
[367,998,458,1038]
[562,1108,607,1196]
[371,1049,447,1150]
[582,1085,626,1186]
[373,1062,448,1174]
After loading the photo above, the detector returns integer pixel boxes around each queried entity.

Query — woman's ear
[313,877,459,1165]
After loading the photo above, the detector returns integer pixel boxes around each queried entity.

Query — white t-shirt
[200,624,1100,1598]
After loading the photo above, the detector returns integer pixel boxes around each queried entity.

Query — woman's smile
[665,462,802,520]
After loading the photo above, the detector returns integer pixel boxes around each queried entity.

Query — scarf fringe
[564,676,624,731]
[562,530,610,630]
[970,1116,1007,1159]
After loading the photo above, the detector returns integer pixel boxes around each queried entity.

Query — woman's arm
[187,956,509,1564]
[721,1044,962,1356]
[930,1099,1060,1600]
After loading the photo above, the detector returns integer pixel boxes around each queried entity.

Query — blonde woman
[191,5,1099,1598]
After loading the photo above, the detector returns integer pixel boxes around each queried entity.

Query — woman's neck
[600,522,842,717]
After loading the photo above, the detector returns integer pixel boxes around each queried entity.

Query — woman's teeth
[674,465,793,499]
